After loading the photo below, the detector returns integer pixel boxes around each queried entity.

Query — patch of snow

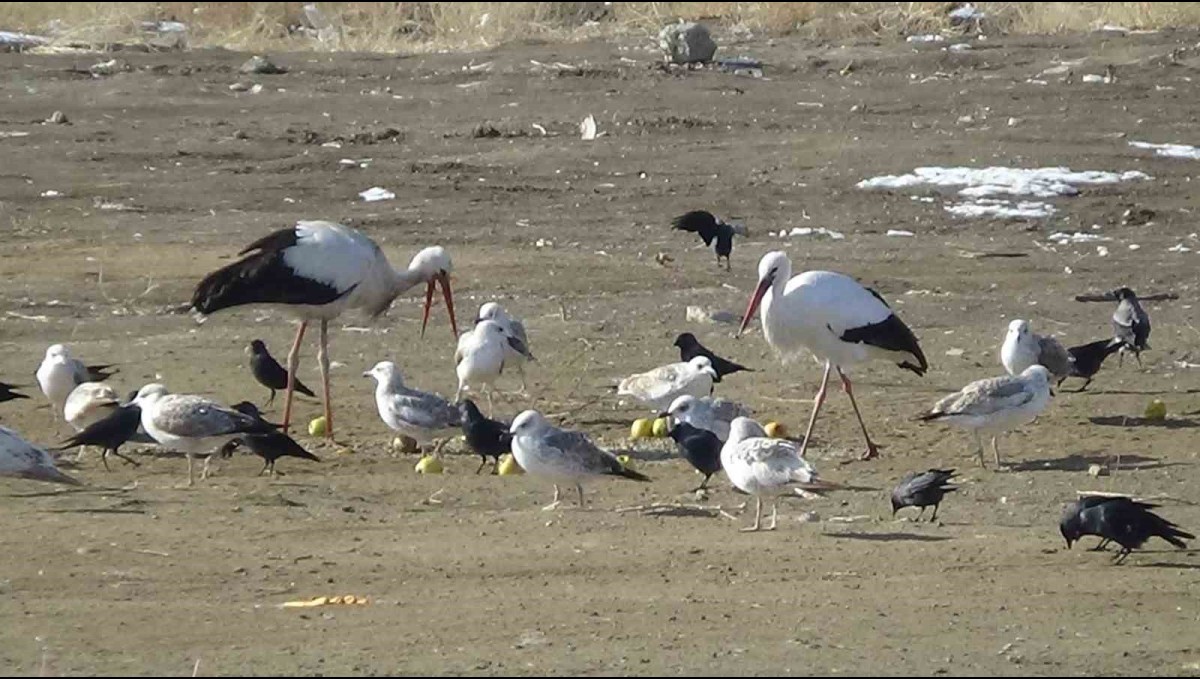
[1048,232,1111,244]
[858,166,1150,198]
[1081,74,1106,83]
[358,187,394,202]
[886,229,915,237]
[1168,243,1191,253]
[946,199,1055,219]
[906,34,945,43]
[781,227,845,240]
[1129,140,1200,160]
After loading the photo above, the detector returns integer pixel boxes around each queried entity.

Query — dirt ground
[1,28,1199,676]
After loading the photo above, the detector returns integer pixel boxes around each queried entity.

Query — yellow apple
[764,421,788,439]
[630,418,654,439]
[308,416,328,437]
[497,454,524,475]
[652,417,669,437]
[415,454,444,474]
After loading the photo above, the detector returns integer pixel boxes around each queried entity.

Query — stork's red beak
[420,271,459,339]
[737,275,773,338]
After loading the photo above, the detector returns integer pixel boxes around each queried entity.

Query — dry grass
[1,2,1199,53]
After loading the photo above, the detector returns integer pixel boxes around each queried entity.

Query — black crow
[247,339,315,406]
[56,403,143,471]
[222,431,320,476]
[666,419,723,491]
[0,381,29,404]
[1063,338,1123,391]
[673,332,752,383]
[1061,494,1193,564]
[458,399,512,474]
[671,210,742,271]
[891,469,957,521]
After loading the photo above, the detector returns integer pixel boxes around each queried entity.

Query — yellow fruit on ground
[652,417,669,438]
[764,421,788,439]
[630,418,654,439]
[497,454,524,476]
[617,454,634,468]
[415,454,444,474]
[1144,399,1167,421]
[308,416,328,437]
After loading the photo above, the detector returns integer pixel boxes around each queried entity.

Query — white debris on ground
[1129,141,1200,160]
[775,227,845,240]
[906,34,945,43]
[949,3,986,24]
[358,187,394,202]
[858,166,1152,220]
[886,229,915,237]
[0,31,48,52]
[1048,232,1111,244]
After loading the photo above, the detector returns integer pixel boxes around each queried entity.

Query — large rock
[658,21,717,65]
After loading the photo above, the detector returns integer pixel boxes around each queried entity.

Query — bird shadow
[44,507,147,515]
[1136,559,1200,570]
[1082,388,1200,396]
[1088,416,1200,429]
[828,532,952,543]
[1009,453,1177,473]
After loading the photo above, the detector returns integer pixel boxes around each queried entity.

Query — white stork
[737,251,927,460]
[191,220,459,439]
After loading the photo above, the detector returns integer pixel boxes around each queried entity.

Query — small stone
[797,511,821,523]
[1088,464,1109,478]
[240,55,287,75]
[229,81,254,92]
[46,110,67,124]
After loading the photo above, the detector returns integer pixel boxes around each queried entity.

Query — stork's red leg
[838,368,880,460]
[282,321,308,435]
[797,361,832,459]
[318,319,333,439]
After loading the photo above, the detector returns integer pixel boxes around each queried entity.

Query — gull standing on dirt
[918,365,1053,469]
[1000,319,1072,383]
[455,320,534,413]
[364,361,461,452]
[720,417,834,532]
[63,381,121,462]
[891,469,957,522]
[509,409,650,510]
[0,426,81,486]
[191,220,460,440]
[618,356,717,412]
[737,251,928,461]
[664,394,753,442]
[35,344,117,415]
[131,383,274,486]
[1111,287,1151,366]
[475,302,533,393]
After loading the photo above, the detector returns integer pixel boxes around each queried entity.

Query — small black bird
[1061,494,1193,564]
[458,399,512,474]
[673,332,752,384]
[57,403,143,471]
[1111,287,1151,367]
[666,419,723,491]
[247,339,315,406]
[671,210,742,271]
[1063,338,1124,391]
[891,469,957,521]
[0,381,29,403]
[230,401,283,428]
[222,431,320,476]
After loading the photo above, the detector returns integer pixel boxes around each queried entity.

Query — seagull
[475,302,532,393]
[455,320,534,413]
[458,399,513,474]
[1063,338,1124,392]
[364,361,461,452]
[35,344,117,415]
[220,431,320,477]
[664,394,753,442]
[1061,494,1193,564]
[918,365,1053,469]
[891,469,957,522]
[720,417,834,532]
[0,426,81,486]
[191,220,459,440]
[673,332,753,383]
[131,383,274,486]
[1111,287,1151,366]
[63,382,121,461]
[618,356,717,413]
[671,210,745,271]
[1000,320,1071,383]
[56,402,143,471]
[738,251,928,461]
[666,419,723,491]
[0,381,29,404]
[509,410,650,510]
[247,339,315,407]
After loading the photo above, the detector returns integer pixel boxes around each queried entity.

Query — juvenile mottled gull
[509,410,650,510]
[475,302,532,393]
[35,344,117,415]
[919,365,1052,469]
[1000,320,1071,382]
[131,383,273,486]
[0,425,81,486]
[665,394,753,442]
[618,356,717,412]
[1111,287,1151,366]
[720,417,834,532]
[364,361,460,451]
[891,469,957,521]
